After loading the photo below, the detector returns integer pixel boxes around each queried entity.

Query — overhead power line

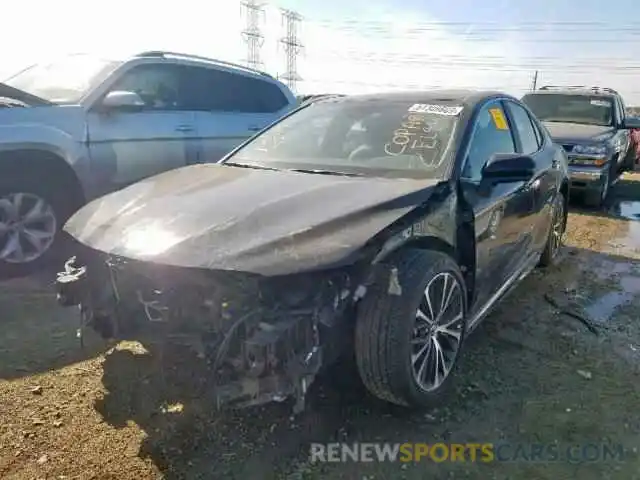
[309,19,640,29]
[313,51,640,64]
[301,22,640,43]
[306,54,640,73]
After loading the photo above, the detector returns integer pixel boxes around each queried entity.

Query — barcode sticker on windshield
[408,104,464,116]
[591,100,609,107]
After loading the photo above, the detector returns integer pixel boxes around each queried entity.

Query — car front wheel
[355,249,468,407]
[584,169,610,208]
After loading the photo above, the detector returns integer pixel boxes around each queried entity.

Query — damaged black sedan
[55,91,569,412]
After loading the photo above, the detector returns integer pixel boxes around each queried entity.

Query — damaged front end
[55,245,361,413]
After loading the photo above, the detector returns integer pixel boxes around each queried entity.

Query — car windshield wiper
[286,168,364,177]
[223,162,280,171]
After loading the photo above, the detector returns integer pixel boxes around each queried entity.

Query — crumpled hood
[65,164,440,275]
[542,121,615,143]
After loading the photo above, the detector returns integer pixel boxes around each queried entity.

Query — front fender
[371,186,459,265]
[0,124,92,194]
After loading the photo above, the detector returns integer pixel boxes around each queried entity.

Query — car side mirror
[481,153,535,183]
[100,90,145,111]
[623,116,640,129]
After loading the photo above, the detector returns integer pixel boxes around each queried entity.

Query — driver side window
[462,102,516,181]
[108,64,186,111]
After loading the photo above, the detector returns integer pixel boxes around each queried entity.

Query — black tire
[539,192,565,267]
[622,145,637,172]
[0,169,79,278]
[583,168,610,208]
[354,249,468,408]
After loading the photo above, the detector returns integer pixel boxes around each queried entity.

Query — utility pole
[241,0,266,70]
[531,70,539,91]
[279,8,303,93]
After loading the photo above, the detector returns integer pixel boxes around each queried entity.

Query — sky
[3,0,640,102]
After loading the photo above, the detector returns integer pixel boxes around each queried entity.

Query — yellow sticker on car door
[489,108,508,130]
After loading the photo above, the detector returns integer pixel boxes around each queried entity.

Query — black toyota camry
[55,90,569,412]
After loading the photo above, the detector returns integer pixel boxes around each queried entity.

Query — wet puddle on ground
[584,275,640,323]
[608,200,640,252]
[584,200,640,322]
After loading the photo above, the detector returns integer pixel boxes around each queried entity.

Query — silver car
[0,51,297,276]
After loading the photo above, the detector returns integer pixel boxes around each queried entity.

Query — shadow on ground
[0,272,109,380]
[94,244,640,480]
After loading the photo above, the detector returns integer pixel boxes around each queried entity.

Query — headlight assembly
[572,144,607,155]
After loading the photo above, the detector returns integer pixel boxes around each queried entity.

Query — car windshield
[522,93,613,127]
[227,98,461,179]
[3,54,123,104]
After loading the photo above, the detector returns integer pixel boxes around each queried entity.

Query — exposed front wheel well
[0,149,85,208]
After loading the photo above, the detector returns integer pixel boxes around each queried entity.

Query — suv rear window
[185,67,288,113]
[521,93,613,127]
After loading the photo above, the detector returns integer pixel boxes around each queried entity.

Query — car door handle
[248,125,262,132]
[175,124,194,132]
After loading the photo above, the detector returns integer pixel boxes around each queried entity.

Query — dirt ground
[2,174,640,480]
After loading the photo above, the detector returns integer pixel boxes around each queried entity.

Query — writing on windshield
[384,113,444,166]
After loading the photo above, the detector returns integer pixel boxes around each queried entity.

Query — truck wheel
[355,249,468,407]
[583,169,610,208]
[622,145,637,172]
[0,171,77,277]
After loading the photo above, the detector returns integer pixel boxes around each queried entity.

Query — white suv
[0,51,297,275]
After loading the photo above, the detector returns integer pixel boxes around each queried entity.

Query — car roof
[131,50,277,82]
[322,89,516,110]
[524,89,616,98]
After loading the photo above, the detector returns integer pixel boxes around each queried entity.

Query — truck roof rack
[538,85,620,96]
[135,51,273,78]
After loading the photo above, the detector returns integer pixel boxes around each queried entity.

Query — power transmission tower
[530,70,539,91]
[241,0,266,70]
[279,8,303,93]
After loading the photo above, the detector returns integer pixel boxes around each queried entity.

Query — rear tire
[539,192,565,267]
[0,170,78,278]
[354,249,468,408]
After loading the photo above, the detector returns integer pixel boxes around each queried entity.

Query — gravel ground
[1,173,640,480]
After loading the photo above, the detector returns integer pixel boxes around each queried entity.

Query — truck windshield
[522,93,613,127]
[3,54,122,104]
[228,97,461,179]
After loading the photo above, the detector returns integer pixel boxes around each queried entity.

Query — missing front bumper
[54,253,354,412]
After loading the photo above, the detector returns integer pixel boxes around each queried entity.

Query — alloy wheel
[0,192,57,264]
[550,197,565,259]
[411,272,465,392]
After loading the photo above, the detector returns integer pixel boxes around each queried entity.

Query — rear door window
[184,67,288,113]
[504,101,540,155]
